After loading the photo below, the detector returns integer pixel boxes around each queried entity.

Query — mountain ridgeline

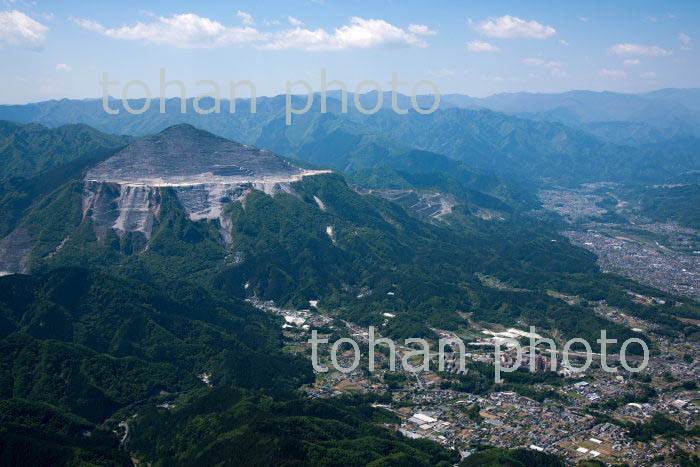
[0,120,132,181]
[0,113,699,465]
[442,88,700,144]
[1,91,700,187]
[0,122,694,343]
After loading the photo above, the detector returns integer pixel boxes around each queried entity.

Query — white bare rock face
[0,228,32,274]
[83,124,328,241]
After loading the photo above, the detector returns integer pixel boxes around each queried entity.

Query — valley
[540,185,700,301]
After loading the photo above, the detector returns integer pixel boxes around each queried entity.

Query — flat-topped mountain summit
[83,124,329,240]
[86,124,306,186]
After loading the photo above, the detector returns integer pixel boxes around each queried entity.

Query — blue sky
[0,0,698,104]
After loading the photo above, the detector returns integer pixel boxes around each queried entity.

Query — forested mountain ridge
[2,94,700,187]
[0,123,694,347]
[0,121,133,255]
[443,88,700,144]
[126,387,460,466]
[335,106,700,186]
[0,120,132,181]
[0,268,312,411]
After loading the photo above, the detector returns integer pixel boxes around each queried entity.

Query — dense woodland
[0,118,699,466]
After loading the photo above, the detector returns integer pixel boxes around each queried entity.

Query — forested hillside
[0,120,131,181]
[0,121,131,239]
[0,269,454,466]
[127,388,459,466]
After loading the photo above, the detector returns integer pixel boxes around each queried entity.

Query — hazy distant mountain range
[1,89,699,187]
[442,88,700,145]
[5,88,699,144]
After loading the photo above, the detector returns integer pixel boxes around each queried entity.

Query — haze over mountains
[1,89,699,188]
[4,88,700,142]
[443,88,700,143]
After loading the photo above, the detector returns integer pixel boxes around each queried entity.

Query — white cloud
[237,11,254,25]
[522,58,565,68]
[70,17,103,32]
[264,19,280,26]
[578,17,589,22]
[408,24,436,35]
[680,32,692,50]
[522,58,567,77]
[467,40,499,52]
[550,68,567,78]
[72,14,432,52]
[559,39,570,46]
[644,16,658,23]
[0,9,48,49]
[668,13,677,19]
[641,71,657,79]
[261,27,327,50]
[71,13,265,48]
[261,17,429,51]
[55,63,71,71]
[599,69,626,79]
[428,68,454,78]
[623,58,641,65]
[474,15,555,39]
[288,16,303,26]
[608,43,672,56]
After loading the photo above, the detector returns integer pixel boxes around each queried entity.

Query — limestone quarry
[0,124,330,273]
[83,124,329,241]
